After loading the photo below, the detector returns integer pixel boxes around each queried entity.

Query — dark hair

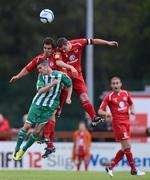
[42,37,56,49]
[57,37,68,48]
[36,58,50,66]
[111,76,121,82]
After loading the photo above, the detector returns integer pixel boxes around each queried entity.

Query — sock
[82,100,96,120]
[15,129,27,152]
[23,133,38,152]
[77,161,81,171]
[124,148,136,171]
[44,120,53,138]
[47,120,55,148]
[109,149,124,169]
[84,160,89,171]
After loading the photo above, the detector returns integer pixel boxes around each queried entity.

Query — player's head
[78,121,86,132]
[42,37,56,57]
[110,76,122,92]
[36,58,52,75]
[57,37,71,52]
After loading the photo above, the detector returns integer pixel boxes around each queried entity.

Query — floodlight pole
[86,0,94,104]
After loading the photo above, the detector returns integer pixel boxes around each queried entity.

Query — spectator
[0,113,10,140]
[72,121,91,171]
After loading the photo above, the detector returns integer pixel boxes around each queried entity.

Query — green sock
[22,133,38,152]
[15,129,27,152]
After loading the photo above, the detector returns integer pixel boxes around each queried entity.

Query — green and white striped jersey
[32,70,72,107]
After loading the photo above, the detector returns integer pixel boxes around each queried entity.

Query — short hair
[42,37,56,49]
[36,58,50,66]
[57,37,68,48]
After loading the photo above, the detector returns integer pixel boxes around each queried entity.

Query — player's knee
[80,93,89,101]
[34,128,41,136]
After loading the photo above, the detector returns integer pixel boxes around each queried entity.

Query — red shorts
[112,123,130,142]
[71,74,87,96]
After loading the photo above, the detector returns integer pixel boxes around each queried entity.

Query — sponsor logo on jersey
[119,101,125,108]
[50,62,54,67]
[69,55,76,61]
[118,101,127,111]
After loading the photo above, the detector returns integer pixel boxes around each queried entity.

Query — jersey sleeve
[99,95,109,111]
[71,38,94,47]
[36,75,45,90]
[61,73,72,88]
[127,91,133,106]
[25,57,38,72]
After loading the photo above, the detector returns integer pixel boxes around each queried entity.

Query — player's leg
[121,139,145,176]
[72,76,97,120]
[77,156,82,171]
[42,117,56,158]
[13,122,32,160]
[84,159,89,171]
[105,125,125,177]
[22,122,45,152]
[16,105,54,160]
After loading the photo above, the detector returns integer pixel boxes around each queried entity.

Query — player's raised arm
[93,38,118,47]
[55,52,78,76]
[10,68,29,83]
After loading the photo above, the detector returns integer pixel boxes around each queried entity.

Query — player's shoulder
[35,53,45,59]
[104,91,113,97]
[52,70,64,76]
[70,38,87,46]
[121,89,129,96]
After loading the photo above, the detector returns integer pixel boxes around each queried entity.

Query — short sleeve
[99,95,109,111]
[61,73,72,88]
[25,57,38,72]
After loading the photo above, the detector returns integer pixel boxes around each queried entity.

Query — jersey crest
[69,55,76,61]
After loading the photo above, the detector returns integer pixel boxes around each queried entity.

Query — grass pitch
[0,170,149,180]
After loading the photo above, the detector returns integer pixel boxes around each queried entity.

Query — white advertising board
[0,142,149,171]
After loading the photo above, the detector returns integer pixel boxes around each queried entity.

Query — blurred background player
[10,37,76,157]
[0,113,10,141]
[13,59,72,160]
[55,37,118,124]
[98,76,145,177]
[72,121,91,171]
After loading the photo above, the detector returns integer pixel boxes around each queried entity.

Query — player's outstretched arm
[93,39,118,47]
[10,68,29,83]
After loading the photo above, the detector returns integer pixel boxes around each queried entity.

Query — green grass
[0,170,149,180]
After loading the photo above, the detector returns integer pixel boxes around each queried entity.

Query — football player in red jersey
[55,37,118,123]
[98,77,145,177]
[10,37,76,158]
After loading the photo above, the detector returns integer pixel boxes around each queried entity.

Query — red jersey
[76,132,86,156]
[99,90,133,125]
[55,38,94,75]
[25,53,57,72]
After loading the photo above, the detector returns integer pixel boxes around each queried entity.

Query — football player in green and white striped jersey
[13,58,72,160]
